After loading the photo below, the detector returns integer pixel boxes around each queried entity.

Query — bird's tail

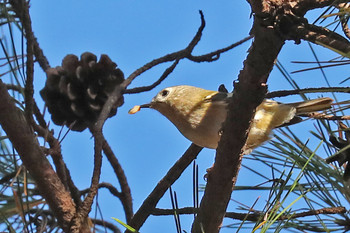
[286,97,333,114]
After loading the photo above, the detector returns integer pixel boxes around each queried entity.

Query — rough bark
[0,80,76,232]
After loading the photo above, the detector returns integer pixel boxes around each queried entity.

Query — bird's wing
[203,92,231,104]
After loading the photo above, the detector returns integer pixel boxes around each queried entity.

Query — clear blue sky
[26,1,345,232]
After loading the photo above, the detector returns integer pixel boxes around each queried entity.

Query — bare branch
[0,79,75,232]
[70,128,103,232]
[31,111,81,208]
[9,3,80,213]
[122,11,251,93]
[291,60,350,73]
[10,0,35,123]
[124,59,180,94]
[10,1,50,72]
[291,23,350,56]
[80,10,251,137]
[188,35,254,62]
[121,11,206,89]
[80,182,122,198]
[339,3,350,40]
[266,87,350,98]
[294,0,350,16]
[152,206,346,221]
[5,83,22,92]
[192,5,285,233]
[91,218,122,233]
[102,138,133,223]
[127,144,202,232]
[33,36,51,71]
[304,112,350,120]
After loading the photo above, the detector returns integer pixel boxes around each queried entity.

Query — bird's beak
[140,103,151,109]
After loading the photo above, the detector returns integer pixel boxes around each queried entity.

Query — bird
[129,85,333,153]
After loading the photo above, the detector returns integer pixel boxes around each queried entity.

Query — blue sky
[24,1,347,232]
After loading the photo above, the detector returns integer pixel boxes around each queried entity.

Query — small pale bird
[129,85,333,153]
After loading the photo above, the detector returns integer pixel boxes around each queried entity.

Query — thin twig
[33,121,81,207]
[33,36,50,71]
[10,0,35,124]
[305,112,350,120]
[121,11,206,89]
[188,35,253,62]
[102,138,133,223]
[295,0,350,15]
[266,87,350,98]
[122,11,251,93]
[70,128,104,233]
[152,206,346,221]
[80,182,122,198]
[33,102,47,129]
[125,59,180,94]
[291,61,350,73]
[91,218,122,233]
[10,1,50,73]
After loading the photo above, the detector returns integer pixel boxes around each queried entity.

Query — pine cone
[40,52,124,131]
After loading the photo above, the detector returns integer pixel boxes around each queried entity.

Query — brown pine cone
[40,52,124,131]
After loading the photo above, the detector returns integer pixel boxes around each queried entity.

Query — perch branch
[191,2,286,232]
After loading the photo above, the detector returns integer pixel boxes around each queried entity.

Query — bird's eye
[160,89,169,97]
